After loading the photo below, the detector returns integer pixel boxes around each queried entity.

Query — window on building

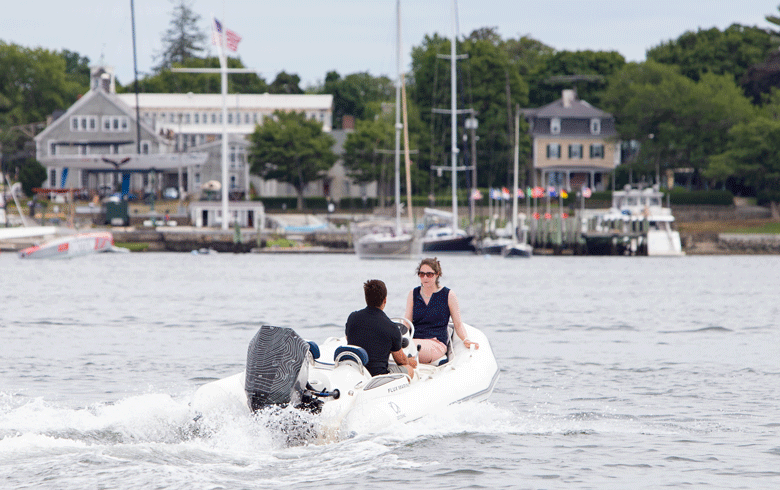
[185,113,191,124]
[550,117,561,135]
[49,141,57,156]
[228,113,233,124]
[71,116,98,132]
[141,141,150,154]
[569,144,583,159]
[160,113,166,122]
[203,113,207,123]
[546,143,561,159]
[101,116,129,132]
[50,169,56,187]
[590,144,604,159]
[590,118,601,135]
[194,173,201,185]
[230,175,237,189]
[211,113,217,124]
[194,113,199,124]
[78,145,88,155]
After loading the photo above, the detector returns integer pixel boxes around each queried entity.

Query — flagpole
[512,104,519,243]
[172,16,253,230]
[219,18,229,230]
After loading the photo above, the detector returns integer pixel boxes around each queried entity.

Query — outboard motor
[245,325,320,413]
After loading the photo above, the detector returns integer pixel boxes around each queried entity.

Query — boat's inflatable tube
[245,325,313,411]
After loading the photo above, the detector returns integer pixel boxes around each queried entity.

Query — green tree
[0,43,81,127]
[18,158,47,197]
[342,118,394,206]
[707,116,780,214]
[602,61,755,188]
[525,49,626,107]
[123,56,267,94]
[321,71,394,128]
[268,71,303,94]
[410,31,528,193]
[60,49,91,90]
[248,111,336,209]
[647,25,774,84]
[154,0,207,72]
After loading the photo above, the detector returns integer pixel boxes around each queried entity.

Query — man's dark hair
[363,279,387,308]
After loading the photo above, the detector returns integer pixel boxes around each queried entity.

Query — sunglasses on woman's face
[418,271,436,278]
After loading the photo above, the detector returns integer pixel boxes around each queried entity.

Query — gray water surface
[1,253,778,489]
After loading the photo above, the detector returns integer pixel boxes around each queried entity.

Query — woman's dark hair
[364,279,387,308]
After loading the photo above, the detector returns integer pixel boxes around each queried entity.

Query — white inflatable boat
[191,319,499,441]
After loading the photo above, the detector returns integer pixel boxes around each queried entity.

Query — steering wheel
[390,317,418,360]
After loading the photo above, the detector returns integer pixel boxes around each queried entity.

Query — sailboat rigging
[422,0,476,253]
[353,0,422,260]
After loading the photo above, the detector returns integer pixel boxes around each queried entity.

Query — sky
[1,0,776,89]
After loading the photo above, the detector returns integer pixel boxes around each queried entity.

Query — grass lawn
[115,242,150,251]
[678,219,780,235]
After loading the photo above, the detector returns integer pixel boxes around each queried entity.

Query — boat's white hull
[191,323,498,440]
[18,231,119,259]
[646,230,684,256]
[502,242,533,258]
[355,233,422,260]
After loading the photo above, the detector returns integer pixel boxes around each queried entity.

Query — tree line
[2,0,780,209]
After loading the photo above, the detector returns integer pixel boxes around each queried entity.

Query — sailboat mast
[450,0,458,231]
[394,0,402,234]
[512,104,520,241]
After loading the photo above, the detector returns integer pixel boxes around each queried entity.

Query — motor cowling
[245,325,316,412]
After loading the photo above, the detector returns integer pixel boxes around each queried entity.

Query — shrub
[666,190,733,205]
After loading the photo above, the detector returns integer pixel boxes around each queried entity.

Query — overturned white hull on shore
[18,231,126,259]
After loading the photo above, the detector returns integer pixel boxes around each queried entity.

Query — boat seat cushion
[307,341,320,360]
[334,345,369,366]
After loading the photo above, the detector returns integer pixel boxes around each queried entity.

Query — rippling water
[1,252,779,489]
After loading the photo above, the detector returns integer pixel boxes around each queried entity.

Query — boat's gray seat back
[245,325,311,411]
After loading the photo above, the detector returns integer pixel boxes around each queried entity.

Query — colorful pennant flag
[471,189,483,200]
[582,187,592,198]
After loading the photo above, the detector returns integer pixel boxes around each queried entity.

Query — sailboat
[501,105,532,258]
[422,0,475,253]
[354,0,421,260]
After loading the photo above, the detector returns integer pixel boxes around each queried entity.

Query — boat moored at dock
[582,185,683,256]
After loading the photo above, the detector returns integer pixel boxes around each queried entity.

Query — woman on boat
[404,257,479,364]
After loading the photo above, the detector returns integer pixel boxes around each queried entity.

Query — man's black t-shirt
[345,306,402,376]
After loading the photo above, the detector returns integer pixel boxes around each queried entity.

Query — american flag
[213,18,242,52]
